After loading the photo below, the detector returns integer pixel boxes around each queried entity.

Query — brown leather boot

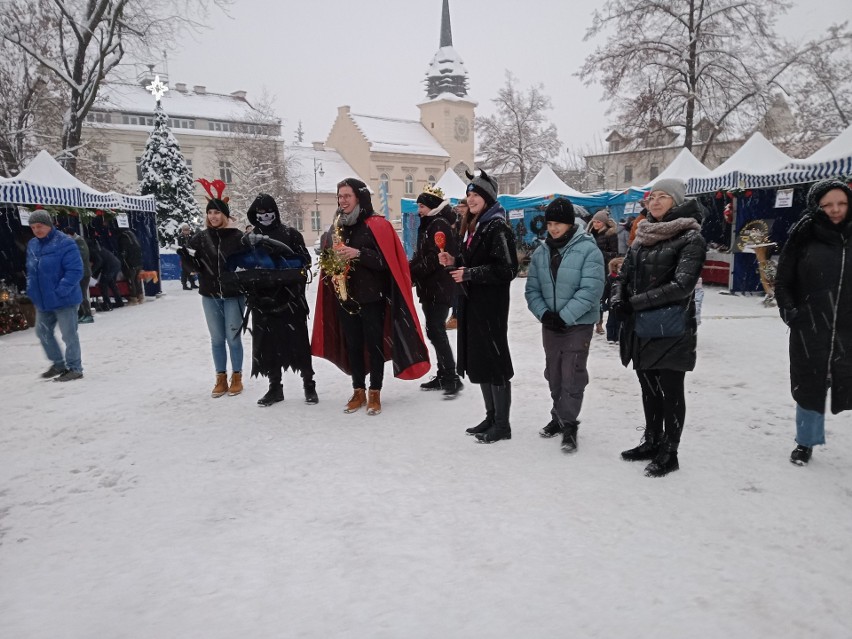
[228,372,243,396]
[344,388,366,413]
[211,372,228,398]
[367,389,381,415]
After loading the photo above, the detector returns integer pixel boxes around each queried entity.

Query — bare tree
[1,0,230,176]
[216,94,301,229]
[579,0,852,161]
[476,71,562,188]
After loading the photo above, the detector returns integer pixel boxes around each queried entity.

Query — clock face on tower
[454,115,470,142]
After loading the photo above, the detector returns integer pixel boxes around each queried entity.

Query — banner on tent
[774,189,794,208]
[18,207,30,226]
[508,209,524,220]
[116,213,130,228]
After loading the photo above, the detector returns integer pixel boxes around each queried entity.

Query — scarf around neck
[632,217,700,248]
[338,205,361,227]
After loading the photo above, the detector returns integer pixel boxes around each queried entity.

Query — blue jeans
[796,404,825,447]
[201,295,246,373]
[36,305,82,372]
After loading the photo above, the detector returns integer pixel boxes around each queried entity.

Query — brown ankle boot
[367,389,381,415]
[344,388,366,413]
[211,373,228,398]
[228,372,243,396]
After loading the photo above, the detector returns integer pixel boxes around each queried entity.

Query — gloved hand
[541,310,566,330]
[780,307,804,328]
[612,297,633,315]
[243,232,263,247]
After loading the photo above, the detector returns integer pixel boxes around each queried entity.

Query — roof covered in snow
[794,124,852,164]
[349,113,449,158]
[93,82,265,123]
[287,145,365,194]
[425,46,469,99]
[517,165,587,198]
[641,148,710,188]
[705,132,793,177]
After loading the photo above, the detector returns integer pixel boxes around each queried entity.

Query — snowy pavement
[2,280,851,638]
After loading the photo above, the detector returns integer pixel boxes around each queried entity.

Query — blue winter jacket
[26,228,84,312]
[525,230,605,326]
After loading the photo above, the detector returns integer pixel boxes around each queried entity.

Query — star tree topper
[145,75,169,102]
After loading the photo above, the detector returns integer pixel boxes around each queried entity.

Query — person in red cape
[311,177,430,415]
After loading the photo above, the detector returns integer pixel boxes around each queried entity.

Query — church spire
[440,0,453,47]
[425,0,469,99]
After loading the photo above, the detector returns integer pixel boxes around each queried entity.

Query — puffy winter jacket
[775,209,852,414]
[525,230,605,326]
[614,199,707,371]
[26,228,84,312]
[409,201,459,306]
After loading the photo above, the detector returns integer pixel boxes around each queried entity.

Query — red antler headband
[196,178,229,202]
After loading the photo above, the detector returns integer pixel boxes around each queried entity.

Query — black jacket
[614,199,707,371]
[118,230,142,271]
[186,227,247,298]
[336,211,389,305]
[775,210,852,414]
[590,220,619,266]
[456,203,519,384]
[409,202,459,306]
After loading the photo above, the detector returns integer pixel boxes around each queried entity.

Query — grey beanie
[28,210,54,227]
[465,169,499,207]
[650,178,686,207]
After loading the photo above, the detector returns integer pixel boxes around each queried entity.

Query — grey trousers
[542,324,594,425]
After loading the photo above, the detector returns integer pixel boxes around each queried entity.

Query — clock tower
[418,0,476,177]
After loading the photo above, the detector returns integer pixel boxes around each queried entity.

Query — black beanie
[247,193,280,225]
[807,178,852,211]
[545,197,575,225]
[416,189,444,210]
[206,198,231,218]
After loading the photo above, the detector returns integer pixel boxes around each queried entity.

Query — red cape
[311,215,431,380]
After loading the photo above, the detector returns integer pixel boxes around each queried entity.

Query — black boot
[303,379,319,404]
[420,368,447,391]
[539,419,563,438]
[621,430,661,461]
[644,442,679,477]
[442,374,464,399]
[466,383,496,435]
[476,382,511,444]
[560,421,579,454]
[257,382,284,407]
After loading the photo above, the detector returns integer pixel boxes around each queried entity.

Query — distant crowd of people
[26,173,851,476]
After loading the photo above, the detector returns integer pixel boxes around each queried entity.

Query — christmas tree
[139,81,200,247]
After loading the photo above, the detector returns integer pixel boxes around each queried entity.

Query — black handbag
[634,304,687,338]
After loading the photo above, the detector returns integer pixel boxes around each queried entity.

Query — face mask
[256,211,276,226]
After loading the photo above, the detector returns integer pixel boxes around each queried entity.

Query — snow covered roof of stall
[433,169,468,199]
[287,145,366,194]
[641,148,710,188]
[517,165,587,198]
[705,132,793,177]
[349,113,449,157]
[93,82,263,122]
[792,124,852,164]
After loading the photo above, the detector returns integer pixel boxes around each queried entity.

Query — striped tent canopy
[756,125,852,188]
[687,132,793,195]
[0,150,155,212]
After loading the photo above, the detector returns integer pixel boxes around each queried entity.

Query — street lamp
[313,157,324,233]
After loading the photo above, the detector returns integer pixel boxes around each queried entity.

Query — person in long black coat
[118,229,144,303]
[245,193,318,406]
[612,178,706,477]
[409,186,462,396]
[774,178,852,466]
[439,169,519,443]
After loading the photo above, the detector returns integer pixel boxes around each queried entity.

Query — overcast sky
[159,0,851,155]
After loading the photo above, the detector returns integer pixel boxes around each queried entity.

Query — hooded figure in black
[246,193,318,405]
[775,178,852,466]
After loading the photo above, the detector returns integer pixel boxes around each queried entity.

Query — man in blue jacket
[26,210,85,381]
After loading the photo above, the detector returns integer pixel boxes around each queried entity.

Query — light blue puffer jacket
[525,230,605,326]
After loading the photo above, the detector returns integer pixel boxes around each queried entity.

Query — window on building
[609,139,621,152]
[208,121,233,133]
[219,160,232,183]
[404,174,414,195]
[93,153,108,174]
[380,173,390,195]
[123,114,154,126]
[598,173,606,188]
[168,118,195,129]
[427,174,436,186]
[294,213,304,231]
[624,165,633,183]
[311,210,322,232]
[649,164,659,180]
[86,112,109,123]
[135,156,143,183]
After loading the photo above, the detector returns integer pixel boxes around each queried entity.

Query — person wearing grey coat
[525,198,605,453]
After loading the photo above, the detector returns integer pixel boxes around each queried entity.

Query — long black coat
[409,202,459,306]
[186,227,247,298]
[614,199,707,371]
[456,204,519,384]
[775,210,852,414]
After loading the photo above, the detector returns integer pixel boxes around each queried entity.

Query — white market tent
[433,168,468,200]
[791,124,852,165]
[0,150,154,212]
[687,132,793,194]
[641,148,710,189]
[516,165,587,198]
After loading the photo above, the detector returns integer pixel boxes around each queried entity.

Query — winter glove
[612,297,633,315]
[243,232,263,247]
[780,307,805,328]
[541,310,566,330]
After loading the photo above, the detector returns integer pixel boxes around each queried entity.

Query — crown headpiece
[421,184,445,200]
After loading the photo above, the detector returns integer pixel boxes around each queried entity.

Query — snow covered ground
[2,279,851,638]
